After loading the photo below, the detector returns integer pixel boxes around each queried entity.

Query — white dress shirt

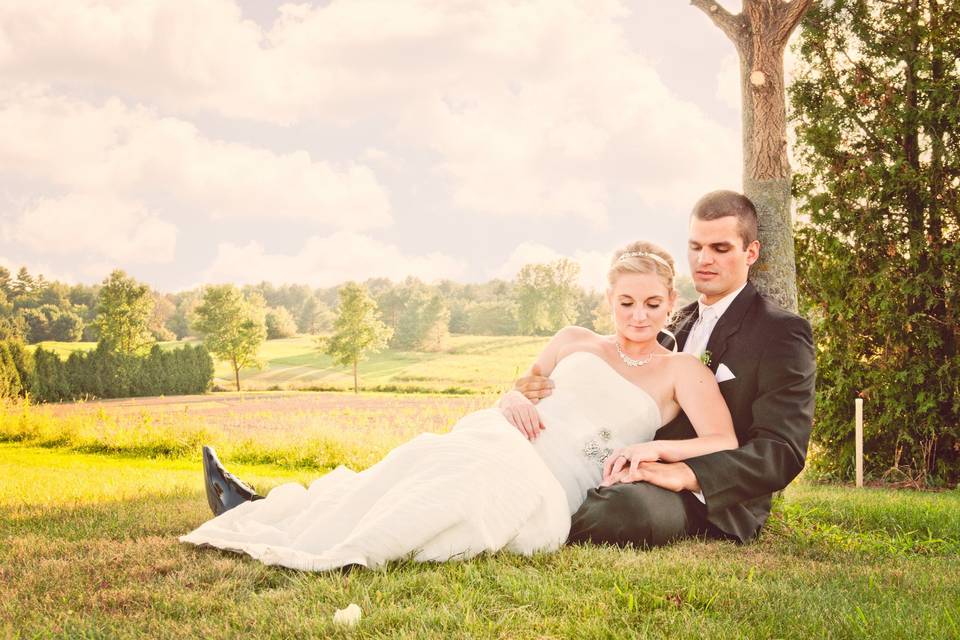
[682,282,748,358]
[680,281,747,504]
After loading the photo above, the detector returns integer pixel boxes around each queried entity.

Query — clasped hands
[601,446,700,491]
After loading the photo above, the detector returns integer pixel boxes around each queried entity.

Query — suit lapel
[671,302,699,352]
[704,281,758,372]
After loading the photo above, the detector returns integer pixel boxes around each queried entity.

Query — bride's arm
[497,326,588,439]
[603,355,739,487]
[498,326,584,410]
[604,357,738,484]
[653,354,738,461]
[510,325,593,404]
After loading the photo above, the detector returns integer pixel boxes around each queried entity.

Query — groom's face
[687,215,759,305]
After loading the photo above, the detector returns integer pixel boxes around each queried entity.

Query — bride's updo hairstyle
[607,240,675,292]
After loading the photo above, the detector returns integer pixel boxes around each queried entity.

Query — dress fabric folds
[180,352,662,571]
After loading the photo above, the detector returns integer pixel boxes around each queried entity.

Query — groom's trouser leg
[568,483,712,547]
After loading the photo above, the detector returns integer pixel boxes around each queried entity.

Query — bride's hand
[514,363,555,405]
[500,392,546,441]
[601,443,661,486]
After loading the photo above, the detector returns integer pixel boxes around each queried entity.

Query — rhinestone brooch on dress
[582,428,613,465]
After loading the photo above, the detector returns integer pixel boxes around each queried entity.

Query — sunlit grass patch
[0,444,314,510]
[0,398,215,458]
[0,393,494,472]
[784,483,960,537]
[211,334,546,392]
[27,335,549,393]
[2,392,960,637]
[2,445,959,638]
[768,484,960,556]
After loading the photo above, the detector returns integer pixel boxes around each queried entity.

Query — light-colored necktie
[683,307,717,358]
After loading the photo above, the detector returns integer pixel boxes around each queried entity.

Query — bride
[180,241,737,571]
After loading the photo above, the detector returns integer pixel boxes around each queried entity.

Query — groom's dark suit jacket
[656,282,815,542]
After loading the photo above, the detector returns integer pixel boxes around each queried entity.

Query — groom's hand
[606,461,701,493]
[515,363,555,404]
[601,443,660,485]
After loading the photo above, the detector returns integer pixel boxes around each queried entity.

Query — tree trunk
[353,358,358,394]
[234,358,241,392]
[692,0,813,312]
[738,40,797,311]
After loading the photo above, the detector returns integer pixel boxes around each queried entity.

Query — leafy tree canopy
[194,285,267,391]
[324,283,392,393]
[791,0,959,484]
[94,270,155,355]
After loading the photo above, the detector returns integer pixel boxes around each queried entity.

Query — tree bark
[234,359,241,392]
[353,358,358,394]
[691,0,813,312]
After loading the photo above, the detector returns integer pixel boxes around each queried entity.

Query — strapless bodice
[528,351,663,513]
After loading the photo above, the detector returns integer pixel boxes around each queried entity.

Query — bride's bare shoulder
[551,325,609,353]
[552,325,603,343]
[664,352,712,377]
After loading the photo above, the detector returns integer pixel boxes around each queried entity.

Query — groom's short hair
[691,190,759,249]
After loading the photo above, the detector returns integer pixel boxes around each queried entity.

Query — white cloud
[0,0,490,124]
[0,0,273,118]
[4,193,178,264]
[398,2,739,223]
[0,255,79,285]
[363,148,389,162]
[0,87,392,229]
[201,232,466,287]
[491,242,612,292]
[0,1,744,290]
[716,53,740,111]
[0,1,738,224]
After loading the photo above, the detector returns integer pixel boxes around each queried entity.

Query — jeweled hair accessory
[616,251,672,272]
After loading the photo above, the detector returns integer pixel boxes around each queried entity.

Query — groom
[517,190,815,545]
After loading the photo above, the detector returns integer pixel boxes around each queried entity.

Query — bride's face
[607,272,675,344]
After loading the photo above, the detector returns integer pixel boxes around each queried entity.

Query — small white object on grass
[333,603,363,627]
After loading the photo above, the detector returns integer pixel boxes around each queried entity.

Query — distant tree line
[0,339,32,400]
[0,339,213,403]
[0,266,195,345]
[0,260,697,399]
[0,262,696,349]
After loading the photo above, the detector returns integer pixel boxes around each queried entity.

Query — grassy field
[32,335,549,393]
[2,395,959,638]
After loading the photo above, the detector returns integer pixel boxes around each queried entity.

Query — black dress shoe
[202,446,264,516]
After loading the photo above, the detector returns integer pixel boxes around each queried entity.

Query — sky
[0,0,752,293]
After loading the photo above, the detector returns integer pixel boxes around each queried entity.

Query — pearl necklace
[616,342,655,367]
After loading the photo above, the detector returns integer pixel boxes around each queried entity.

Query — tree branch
[777,0,815,39]
[689,0,747,46]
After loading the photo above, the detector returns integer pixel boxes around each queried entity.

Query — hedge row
[0,340,214,403]
[0,340,32,400]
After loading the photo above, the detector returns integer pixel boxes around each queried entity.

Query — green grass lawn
[3,394,958,638]
[2,440,958,638]
[32,335,549,393]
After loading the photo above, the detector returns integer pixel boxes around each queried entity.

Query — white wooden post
[855,398,863,488]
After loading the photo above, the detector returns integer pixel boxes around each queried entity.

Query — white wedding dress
[180,352,662,571]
